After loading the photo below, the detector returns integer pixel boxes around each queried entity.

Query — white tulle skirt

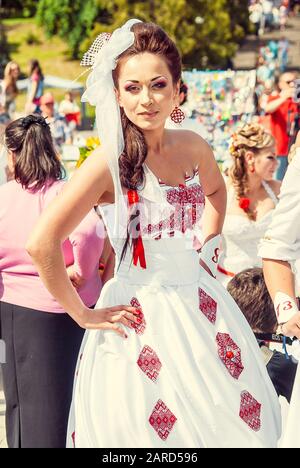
[67,250,281,448]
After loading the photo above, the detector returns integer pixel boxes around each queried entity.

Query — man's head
[40,92,55,118]
[278,72,297,91]
[227,268,277,333]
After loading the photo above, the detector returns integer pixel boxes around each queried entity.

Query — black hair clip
[21,115,49,130]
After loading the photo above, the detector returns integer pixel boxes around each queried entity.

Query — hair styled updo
[229,123,275,220]
[112,22,182,191]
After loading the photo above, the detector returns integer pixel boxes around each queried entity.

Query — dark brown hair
[179,80,188,106]
[112,22,182,262]
[227,267,277,333]
[29,59,44,80]
[5,115,65,191]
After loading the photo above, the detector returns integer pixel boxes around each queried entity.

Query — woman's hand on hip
[76,305,142,337]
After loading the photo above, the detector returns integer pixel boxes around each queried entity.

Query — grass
[3,18,94,119]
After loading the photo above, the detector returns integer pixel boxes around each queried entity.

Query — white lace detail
[80,33,112,67]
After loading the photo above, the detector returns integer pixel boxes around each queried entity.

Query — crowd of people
[0,58,81,155]
[249,0,295,35]
[0,17,300,449]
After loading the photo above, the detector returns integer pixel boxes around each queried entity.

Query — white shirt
[262,0,273,14]
[258,148,300,264]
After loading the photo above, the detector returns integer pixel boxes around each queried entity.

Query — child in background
[227,267,297,402]
[59,91,81,130]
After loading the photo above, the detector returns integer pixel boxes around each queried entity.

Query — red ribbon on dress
[127,190,146,269]
[217,264,235,277]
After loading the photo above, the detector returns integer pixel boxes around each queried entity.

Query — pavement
[233,14,300,71]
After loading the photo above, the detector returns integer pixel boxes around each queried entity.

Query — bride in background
[217,123,281,286]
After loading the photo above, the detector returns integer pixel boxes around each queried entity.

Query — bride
[217,123,281,286]
[26,20,280,448]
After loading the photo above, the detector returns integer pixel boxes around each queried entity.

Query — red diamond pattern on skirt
[149,399,177,441]
[216,332,244,380]
[198,288,217,324]
[239,391,261,432]
[137,345,162,382]
[130,297,146,335]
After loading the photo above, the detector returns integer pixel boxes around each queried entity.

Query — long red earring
[250,165,255,173]
[170,106,185,124]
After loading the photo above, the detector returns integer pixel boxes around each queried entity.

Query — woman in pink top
[0,115,105,448]
[25,59,44,114]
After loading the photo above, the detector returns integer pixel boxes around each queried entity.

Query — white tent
[17,75,84,92]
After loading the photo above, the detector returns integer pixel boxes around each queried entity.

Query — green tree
[1,0,37,18]
[88,0,250,69]
[35,0,250,68]
[36,0,98,59]
[0,23,10,75]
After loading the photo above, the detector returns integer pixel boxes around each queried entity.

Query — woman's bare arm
[26,148,138,333]
[263,259,300,338]
[187,132,226,275]
[27,80,38,105]
[193,134,227,241]
[263,259,296,302]
[260,135,300,337]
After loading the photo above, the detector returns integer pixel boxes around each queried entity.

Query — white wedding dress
[67,165,280,448]
[217,181,278,286]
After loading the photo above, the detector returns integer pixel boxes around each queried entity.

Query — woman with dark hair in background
[0,115,105,447]
[25,59,44,114]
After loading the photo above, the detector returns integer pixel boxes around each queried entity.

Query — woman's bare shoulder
[170,129,208,146]
[169,129,212,165]
[267,179,282,197]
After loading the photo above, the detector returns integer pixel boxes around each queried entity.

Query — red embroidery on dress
[239,391,261,432]
[185,169,198,182]
[130,297,146,335]
[198,288,217,324]
[216,333,244,380]
[149,399,177,441]
[137,345,162,382]
[143,183,205,239]
[166,184,205,233]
